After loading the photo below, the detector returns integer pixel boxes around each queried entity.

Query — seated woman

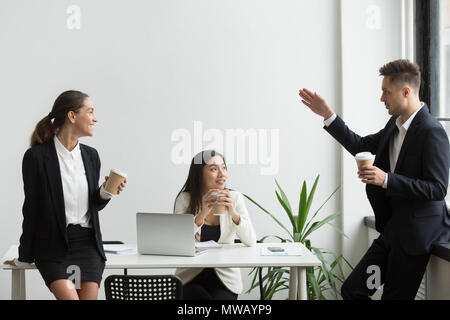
[173,150,256,300]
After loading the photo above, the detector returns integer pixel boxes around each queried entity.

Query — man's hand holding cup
[355,152,386,186]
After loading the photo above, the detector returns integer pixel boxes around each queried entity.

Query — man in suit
[299,59,450,299]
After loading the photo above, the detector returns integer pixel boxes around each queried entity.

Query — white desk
[1,242,320,300]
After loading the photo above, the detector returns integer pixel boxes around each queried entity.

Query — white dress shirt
[324,103,425,189]
[388,104,424,173]
[54,135,91,228]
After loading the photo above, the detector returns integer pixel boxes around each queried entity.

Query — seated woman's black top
[185,223,237,299]
[200,224,220,242]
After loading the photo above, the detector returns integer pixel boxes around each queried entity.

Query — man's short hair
[379,59,421,91]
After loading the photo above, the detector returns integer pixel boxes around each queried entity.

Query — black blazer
[325,104,450,255]
[18,139,110,263]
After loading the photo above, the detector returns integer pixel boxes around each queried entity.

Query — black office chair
[104,274,183,300]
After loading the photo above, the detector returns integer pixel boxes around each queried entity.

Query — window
[446,0,450,117]
[416,0,450,205]
[437,0,450,119]
[444,0,450,206]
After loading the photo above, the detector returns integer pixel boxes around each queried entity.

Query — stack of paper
[195,240,222,249]
[104,244,137,255]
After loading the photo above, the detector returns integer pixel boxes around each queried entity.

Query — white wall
[0,0,406,300]
[339,0,403,272]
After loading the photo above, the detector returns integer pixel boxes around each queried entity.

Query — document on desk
[261,244,303,256]
[195,240,222,249]
[104,244,137,255]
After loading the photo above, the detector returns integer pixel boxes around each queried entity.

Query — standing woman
[174,150,256,300]
[3,90,126,300]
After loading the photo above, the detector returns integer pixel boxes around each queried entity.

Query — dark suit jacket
[324,104,450,255]
[18,139,110,263]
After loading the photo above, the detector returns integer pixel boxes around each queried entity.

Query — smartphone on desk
[267,246,284,252]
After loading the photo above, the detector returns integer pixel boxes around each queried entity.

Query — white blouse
[54,136,112,228]
[174,190,257,294]
[54,135,92,227]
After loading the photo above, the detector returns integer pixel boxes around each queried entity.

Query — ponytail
[29,90,89,148]
[29,115,55,148]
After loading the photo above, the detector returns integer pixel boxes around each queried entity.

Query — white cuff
[382,173,388,189]
[99,185,113,200]
[323,113,337,127]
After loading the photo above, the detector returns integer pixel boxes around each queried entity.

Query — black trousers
[183,268,238,300]
[341,234,430,300]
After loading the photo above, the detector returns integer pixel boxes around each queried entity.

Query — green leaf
[312,247,338,299]
[300,175,320,233]
[307,270,321,300]
[244,194,294,241]
[258,235,290,243]
[304,239,312,251]
[301,211,341,242]
[305,175,320,216]
[266,272,285,299]
[301,185,340,239]
[246,267,260,293]
[300,222,319,243]
[327,222,349,240]
[297,181,307,233]
[341,255,355,272]
[275,190,297,234]
[275,179,297,233]
[274,179,292,213]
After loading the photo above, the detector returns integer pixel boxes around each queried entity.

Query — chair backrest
[104,274,183,300]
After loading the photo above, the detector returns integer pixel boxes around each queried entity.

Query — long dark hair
[30,90,89,147]
[174,150,227,215]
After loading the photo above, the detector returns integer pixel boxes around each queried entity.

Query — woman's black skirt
[35,224,105,290]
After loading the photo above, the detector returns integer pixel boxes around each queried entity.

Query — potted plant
[244,174,353,300]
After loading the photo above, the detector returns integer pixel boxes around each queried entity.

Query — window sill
[364,216,450,262]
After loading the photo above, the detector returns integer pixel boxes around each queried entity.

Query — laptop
[136,212,208,257]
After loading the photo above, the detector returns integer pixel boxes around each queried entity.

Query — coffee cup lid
[110,168,127,178]
[355,152,373,161]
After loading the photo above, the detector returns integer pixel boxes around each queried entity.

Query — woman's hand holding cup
[104,176,127,195]
[214,190,234,212]
[195,189,220,226]
[215,189,240,224]
[103,169,127,195]
[200,189,221,216]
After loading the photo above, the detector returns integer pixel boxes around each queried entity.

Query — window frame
[415,0,443,117]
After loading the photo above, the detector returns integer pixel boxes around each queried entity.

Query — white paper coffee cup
[211,191,227,215]
[355,152,374,170]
